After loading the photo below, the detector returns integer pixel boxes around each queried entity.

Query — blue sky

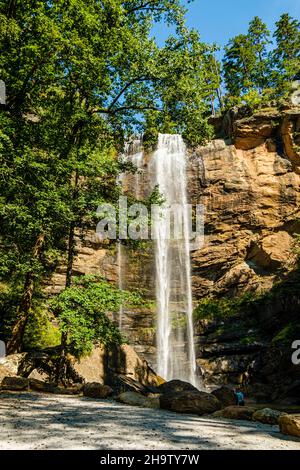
[153,0,300,53]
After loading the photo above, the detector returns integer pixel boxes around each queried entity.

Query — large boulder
[281,111,300,167]
[160,390,221,415]
[253,408,287,425]
[213,405,254,421]
[279,414,300,438]
[83,382,113,399]
[0,364,13,382]
[0,353,26,376]
[158,380,198,395]
[247,232,293,270]
[211,386,235,407]
[29,378,57,393]
[108,374,158,396]
[1,376,29,391]
[233,112,279,150]
[116,391,160,409]
[29,378,83,395]
[72,344,161,389]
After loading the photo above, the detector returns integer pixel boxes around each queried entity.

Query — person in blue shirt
[234,388,245,406]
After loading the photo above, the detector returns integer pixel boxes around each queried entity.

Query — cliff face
[189,106,300,398]
[189,109,300,300]
[46,106,300,399]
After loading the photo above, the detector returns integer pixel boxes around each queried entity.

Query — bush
[23,307,61,350]
[193,292,260,322]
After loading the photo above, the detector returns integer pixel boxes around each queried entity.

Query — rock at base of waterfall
[213,405,254,420]
[279,414,300,437]
[0,364,14,382]
[83,383,113,399]
[28,378,82,395]
[253,408,287,425]
[109,374,159,396]
[1,376,29,391]
[72,343,161,389]
[0,353,27,377]
[116,391,160,409]
[211,386,236,407]
[159,390,221,415]
[157,379,198,395]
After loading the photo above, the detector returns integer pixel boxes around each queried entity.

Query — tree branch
[107,76,152,111]
[90,105,162,115]
[123,1,163,15]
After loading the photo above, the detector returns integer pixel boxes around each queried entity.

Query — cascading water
[151,134,198,387]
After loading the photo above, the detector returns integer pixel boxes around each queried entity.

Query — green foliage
[0,283,20,340]
[272,323,300,346]
[0,0,218,351]
[223,17,271,100]
[193,292,260,322]
[272,13,300,92]
[23,308,61,351]
[51,275,143,357]
[143,111,159,150]
[223,13,300,108]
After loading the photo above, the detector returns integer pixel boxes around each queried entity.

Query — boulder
[116,391,160,409]
[1,376,29,391]
[72,344,161,388]
[253,408,287,425]
[109,374,158,396]
[211,386,236,407]
[247,232,293,270]
[54,385,83,395]
[158,379,198,395]
[160,390,221,415]
[29,378,57,393]
[28,369,51,382]
[0,364,14,382]
[234,113,277,150]
[28,378,83,395]
[0,353,26,376]
[213,405,254,421]
[279,414,300,438]
[83,382,113,399]
[281,112,300,166]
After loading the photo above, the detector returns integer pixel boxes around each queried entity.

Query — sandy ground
[0,392,299,450]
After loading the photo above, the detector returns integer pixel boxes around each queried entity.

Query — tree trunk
[216,87,224,111]
[211,95,215,116]
[7,233,45,354]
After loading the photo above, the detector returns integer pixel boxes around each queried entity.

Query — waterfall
[151,134,198,387]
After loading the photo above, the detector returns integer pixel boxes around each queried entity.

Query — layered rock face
[189,106,300,396]
[46,106,300,398]
[189,132,300,298]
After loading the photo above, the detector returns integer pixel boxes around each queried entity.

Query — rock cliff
[46,105,300,400]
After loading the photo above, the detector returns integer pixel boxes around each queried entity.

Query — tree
[273,13,300,93]
[223,16,270,103]
[248,16,271,91]
[223,33,256,98]
[51,276,144,359]
[0,0,216,355]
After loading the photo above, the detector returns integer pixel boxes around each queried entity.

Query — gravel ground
[0,392,299,450]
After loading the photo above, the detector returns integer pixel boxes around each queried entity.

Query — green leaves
[51,275,143,357]
[223,13,300,107]
[272,13,300,94]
